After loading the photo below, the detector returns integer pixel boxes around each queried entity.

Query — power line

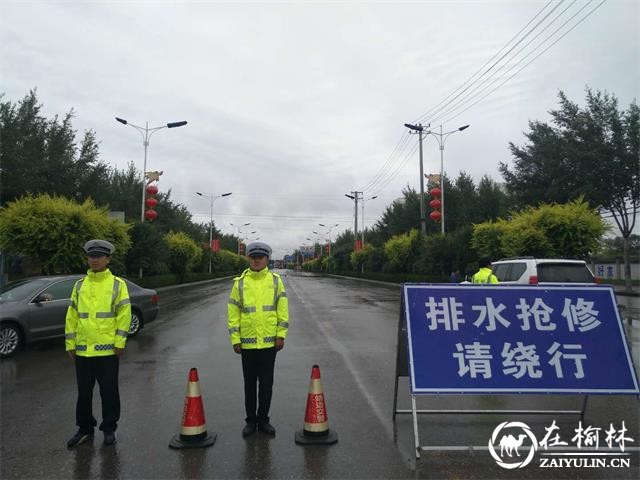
[370,142,419,195]
[432,0,592,125]
[440,0,607,125]
[361,134,414,193]
[358,1,566,197]
[414,0,564,125]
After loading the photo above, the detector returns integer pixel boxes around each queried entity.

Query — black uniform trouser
[75,355,120,434]
[241,348,277,424]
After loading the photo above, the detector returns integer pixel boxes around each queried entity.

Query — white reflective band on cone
[181,424,207,435]
[308,378,323,394]
[186,381,201,397]
[304,420,329,432]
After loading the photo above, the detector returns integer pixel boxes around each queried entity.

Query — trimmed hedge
[126,271,240,289]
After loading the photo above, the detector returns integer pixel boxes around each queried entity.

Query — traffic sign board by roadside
[403,284,639,395]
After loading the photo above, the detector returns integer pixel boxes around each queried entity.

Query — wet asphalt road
[1,272,638,479]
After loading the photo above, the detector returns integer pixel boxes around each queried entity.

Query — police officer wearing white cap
[64,239,131,448]
[227,241,290,437]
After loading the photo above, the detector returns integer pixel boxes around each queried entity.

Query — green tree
[597,235,640,259]
[125,222,170,276]
[0,90,109,205]
[383,229,421,273]
[0,195,130,274]
[500,88,639,289]
[164,231,202,280]
[471,199,606,260]
[350,243,385,272]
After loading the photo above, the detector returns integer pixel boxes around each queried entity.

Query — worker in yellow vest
[228,241,289,438]
[472,257,499,284]
[65,239,131,448]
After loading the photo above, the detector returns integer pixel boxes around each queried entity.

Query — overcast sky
[2,1,638,258]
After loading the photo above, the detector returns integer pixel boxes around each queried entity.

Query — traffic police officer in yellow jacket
[472,257,499,284]
[228,241,289,437]
[65,239,131,448]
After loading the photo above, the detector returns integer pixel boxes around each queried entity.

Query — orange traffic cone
[295,365,338,445]
[169,368,217,449]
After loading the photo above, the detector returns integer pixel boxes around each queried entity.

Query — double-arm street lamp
[361,195,377,246]
[404,122,469,234]
[317,223,339,256]
[230,222,251,255]
[307,235,323,258]
[196,191,232,273]
[115,117,187,222]
[424,124,470,234]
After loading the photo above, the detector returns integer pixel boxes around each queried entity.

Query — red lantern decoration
[144,209,158,221]
[145,197,158,208]
[429,211,442,222]
[430,187,441,198]
[429,199,441,209]
[146,184,158,195]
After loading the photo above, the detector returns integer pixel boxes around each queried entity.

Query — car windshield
[537,263,594,283]
[0,278,50,303]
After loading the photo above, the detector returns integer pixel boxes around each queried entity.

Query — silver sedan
[0,275,159,358]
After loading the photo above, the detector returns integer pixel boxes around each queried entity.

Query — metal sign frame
[392,284,640,459]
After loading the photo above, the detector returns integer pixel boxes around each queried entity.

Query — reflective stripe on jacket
[227,267,289,349]
[472,267,499,284]
[64,269,131,356]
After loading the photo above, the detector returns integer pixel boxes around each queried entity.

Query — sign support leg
[580,395,589,421]
[411,394,421,459]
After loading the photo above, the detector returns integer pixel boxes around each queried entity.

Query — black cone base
[295,429,338,445]
[169,432,217,449]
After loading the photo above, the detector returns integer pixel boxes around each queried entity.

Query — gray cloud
[2,1,638,257]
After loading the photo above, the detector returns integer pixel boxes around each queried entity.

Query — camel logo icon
[488,421,538,469]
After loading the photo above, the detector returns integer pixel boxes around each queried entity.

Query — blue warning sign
[402,284,639,394]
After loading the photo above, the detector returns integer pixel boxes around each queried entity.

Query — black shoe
[103,432,117,446]
[258,422,276,436]
[67,430,93,449]
[242,423,257,438]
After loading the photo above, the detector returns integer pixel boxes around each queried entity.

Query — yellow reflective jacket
[227,267,289,349]
[64,269,131,357]
[472,267,499,284]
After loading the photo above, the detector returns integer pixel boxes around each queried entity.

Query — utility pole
[404,123,428,234]
[345,191,362,248]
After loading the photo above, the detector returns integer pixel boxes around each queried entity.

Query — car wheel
[0,323,23,358]
[129,310,142,336]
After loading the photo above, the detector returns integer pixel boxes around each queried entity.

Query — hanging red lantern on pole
[429,199,441,210]
[429,188,442,223]
[144,182,159,221]
[429,211,442,222]
[144,209,158,221]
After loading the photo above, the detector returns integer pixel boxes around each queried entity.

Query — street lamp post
[311,232,324,258]
[230,222,251,255]
[307,235,323,258]
[424,124,470,234]
[404,123,427,234]
[318,223,339,256]
[196,191,232,273]
[361,195,377,246]
[115,117,187,222]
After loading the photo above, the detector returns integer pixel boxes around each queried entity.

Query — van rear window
[537,264,594,283]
